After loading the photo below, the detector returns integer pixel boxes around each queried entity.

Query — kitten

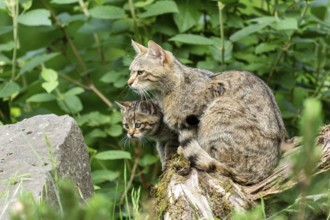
[127,40,288,184]
[115,100,178,169]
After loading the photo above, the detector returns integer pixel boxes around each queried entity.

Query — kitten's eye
[137,70,144,75]
[123,124,129,129]
[135,123,141,128]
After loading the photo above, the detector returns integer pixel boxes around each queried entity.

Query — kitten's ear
[147,40,172,64]
[131,40,147,54]
[115,101,131,111]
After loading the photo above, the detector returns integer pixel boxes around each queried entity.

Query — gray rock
[0,114,93,219]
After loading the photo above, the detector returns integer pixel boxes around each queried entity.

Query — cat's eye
[137,70,144,75]
[123,124,129,129]
[135,123,141,128]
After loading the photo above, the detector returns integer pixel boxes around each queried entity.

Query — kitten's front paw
[177,146,184,155]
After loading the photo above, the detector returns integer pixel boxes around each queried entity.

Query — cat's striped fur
[128,40,288,184]
[115,100,178,169]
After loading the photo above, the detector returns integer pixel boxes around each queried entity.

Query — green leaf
[78,18,113,33]
[57,95,83,114]
[87,129,108,138]
[18,9,52,26]
[272,18,298,30]
[139,154,158,167]
[173,1,200,32]
[27,93,56,102]
[92,170,120,184]
[51,0,79,4]
[95,0,104,5]
[77,112,111,126]
[113,77,127,88]
[249,16,278,24]
[110,111,123,124]
[95,150,131,160]
[310,0,328,7]
[89,6,126,19]
[19,53,60,75]
[106,124,123,137]
[64,87,84,96]
[138,1,179,18]
[311,6,328,21]
[0,26,13,36]
[229,23,268,42]
[169,34,214,45]
[100,71,121,83]
[41,68,58,82]
[0,54,11,64]
[0,81,20,98]
[57,13,86,26]
[255,43,278,54]
[21,0,32,11]
[0,41,15,51]
[135,0,154,8]
[42,81,59,93]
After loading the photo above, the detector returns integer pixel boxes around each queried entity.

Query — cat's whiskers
[139,88,148,100]
[143,136,155,147]
[120,85,132,100]
[135,87,153,101]
[121,136,132,148]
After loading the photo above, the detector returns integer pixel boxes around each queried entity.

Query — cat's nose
[128,78,134,86]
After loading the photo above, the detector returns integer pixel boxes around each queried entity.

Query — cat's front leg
[156,142,166,170]
[177,130,231,176]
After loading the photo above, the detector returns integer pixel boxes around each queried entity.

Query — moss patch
[198,172,233,218]
[152,154,190,217]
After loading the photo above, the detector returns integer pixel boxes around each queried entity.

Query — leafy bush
[0,0,329,219]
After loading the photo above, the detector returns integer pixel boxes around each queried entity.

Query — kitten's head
[128,40,175,94]
[115,100,162,139]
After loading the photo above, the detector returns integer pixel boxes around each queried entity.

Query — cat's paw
[177,146,184,155]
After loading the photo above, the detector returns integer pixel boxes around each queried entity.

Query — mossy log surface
[154,125,330,220]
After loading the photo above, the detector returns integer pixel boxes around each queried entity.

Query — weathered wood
[154,125,330,219]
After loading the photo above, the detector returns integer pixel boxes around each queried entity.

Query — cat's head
[128,40,176,94]
[115,100,162,139]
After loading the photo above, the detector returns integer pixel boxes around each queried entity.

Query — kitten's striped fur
[115,100,178,169]
[127,40,288,184]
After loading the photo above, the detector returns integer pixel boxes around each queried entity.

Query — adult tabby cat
[127,40,288,184]
[115,100,178,169]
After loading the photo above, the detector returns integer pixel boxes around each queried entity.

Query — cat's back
[210,70,287,140]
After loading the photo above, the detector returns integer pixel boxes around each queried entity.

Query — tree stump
[154,125,330,219]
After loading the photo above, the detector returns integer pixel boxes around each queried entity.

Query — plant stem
[78,0,105,65]
[298,0,309,25]
[57,72,89,90]
[120,157,139,204]
[58,72,113,108]
[39,0,113,108]
[268,42,290,83]
[88,83,113,108]
[120,142,142,204]
[39,0,88,77]
[128,0,141,42]
[218,2,225,70]
[296,181,309,220]
[8,0,19,80]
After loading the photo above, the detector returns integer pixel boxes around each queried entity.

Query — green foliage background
[0,0,329,219]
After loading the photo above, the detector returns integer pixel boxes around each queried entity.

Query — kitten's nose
[128,132,135,138]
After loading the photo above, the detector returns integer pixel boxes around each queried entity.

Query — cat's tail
[178,130,233,176]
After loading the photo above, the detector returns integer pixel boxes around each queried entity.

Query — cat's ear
[147,40,172,64]
[131,40,147,54]
[115,101,131,111]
